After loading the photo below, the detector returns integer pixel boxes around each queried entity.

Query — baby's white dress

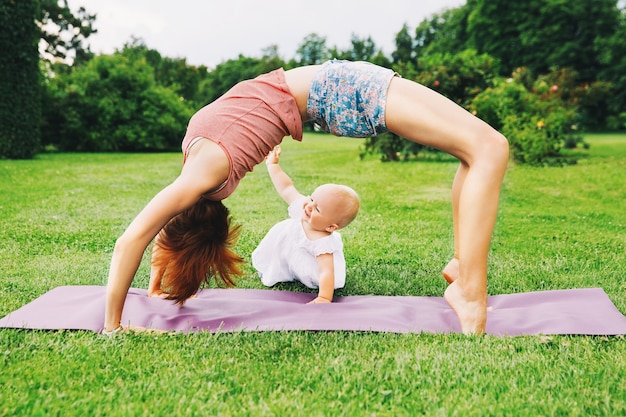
[252,197,346,289]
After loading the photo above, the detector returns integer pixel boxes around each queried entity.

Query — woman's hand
[148,288,169,298]
[148,289,197,300]
[102,324,167,336]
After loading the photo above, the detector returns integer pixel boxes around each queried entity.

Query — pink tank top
[182,68,303,200]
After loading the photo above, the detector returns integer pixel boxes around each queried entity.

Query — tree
[118,39,210,108]
[333,34,378,62]
[465,0,523,75]
[296,34,330,65]
[466,0,620,81]
[392,24,414,64]
[414,7,469,60]
[0,0,41,159]
[260,44,286,71]
[595,5,626,129]
[518,0,618,82]
[198,55,285,106]
[38,0,96,65]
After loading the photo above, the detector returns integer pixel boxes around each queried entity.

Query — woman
[103,60,508,335]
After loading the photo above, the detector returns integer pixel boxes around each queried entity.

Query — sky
[67,0,466,68]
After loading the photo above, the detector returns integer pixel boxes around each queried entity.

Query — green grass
[1,133,625,416]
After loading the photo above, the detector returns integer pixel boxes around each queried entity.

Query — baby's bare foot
[444,281,487,335]
[442,258,459,284]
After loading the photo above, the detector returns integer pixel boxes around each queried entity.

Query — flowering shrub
[471,69,585,165]
[363,59,588,165]
[362,49,500,162]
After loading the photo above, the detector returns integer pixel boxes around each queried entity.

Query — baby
[252,146,360,303]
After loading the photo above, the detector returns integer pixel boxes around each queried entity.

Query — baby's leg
[385,78,508,334]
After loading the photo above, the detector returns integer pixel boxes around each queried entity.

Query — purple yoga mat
[1,286,625,336]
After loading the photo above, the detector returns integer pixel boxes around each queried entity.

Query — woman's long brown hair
[151,199,244,305]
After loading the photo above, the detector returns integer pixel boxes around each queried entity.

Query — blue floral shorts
[306,60,397,138]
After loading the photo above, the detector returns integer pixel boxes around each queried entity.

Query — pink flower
[551,85,558,91]
[433,80,440,87]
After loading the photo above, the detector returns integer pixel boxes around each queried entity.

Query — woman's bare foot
[442,258,459,284]
[444,281,487,335]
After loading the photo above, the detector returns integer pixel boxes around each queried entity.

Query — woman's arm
[307,253,335,304]
[104,140,230,332]
[105,184,192,331]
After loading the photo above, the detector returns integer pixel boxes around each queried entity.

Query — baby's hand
[307,296,332,304]
[265,145,282,165]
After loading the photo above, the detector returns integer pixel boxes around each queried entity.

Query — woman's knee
[468,127,509,172]
[488,130,509,161]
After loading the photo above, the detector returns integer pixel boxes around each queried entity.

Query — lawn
[0,133,624,416]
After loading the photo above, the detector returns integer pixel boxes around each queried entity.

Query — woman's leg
[442,164,466,283]
[385,77,509,334]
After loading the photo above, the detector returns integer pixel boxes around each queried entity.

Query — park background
[1,0,625,415]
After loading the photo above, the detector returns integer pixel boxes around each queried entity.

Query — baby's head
[309,183,360,231]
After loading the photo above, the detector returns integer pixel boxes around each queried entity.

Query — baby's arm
[265,146,303,205]
[307,253,335,304]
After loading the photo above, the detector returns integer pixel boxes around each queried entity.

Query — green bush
[43,53,195,152]
[605,112,626,131]
[360,132,426,162]
[411,49,500,107]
